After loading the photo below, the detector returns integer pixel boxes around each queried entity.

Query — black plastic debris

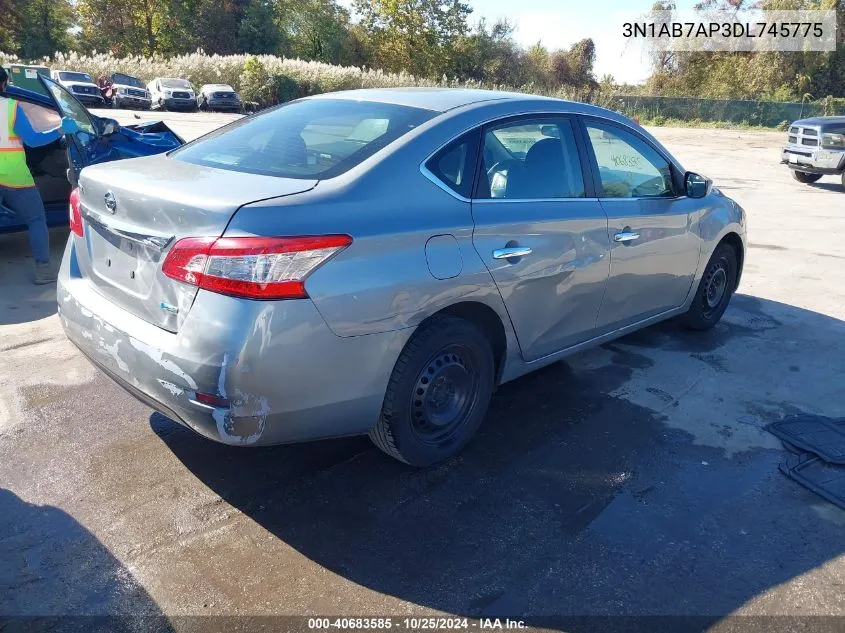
[780,454,845,511]
[767,415,845,465]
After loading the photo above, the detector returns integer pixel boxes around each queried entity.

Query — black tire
[680,243,738,331]
[792,170,822,184]
[369,315,495,467]
[159,98,167,112]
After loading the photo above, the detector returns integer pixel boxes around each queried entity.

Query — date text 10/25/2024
[307,617,527,630]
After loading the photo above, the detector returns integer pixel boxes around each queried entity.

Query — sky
[470,0,700,84]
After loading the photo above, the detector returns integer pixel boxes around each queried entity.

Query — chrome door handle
[614,231,640,243]
[493,246,533,259]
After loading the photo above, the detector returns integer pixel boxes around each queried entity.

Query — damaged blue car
[1,75,183,233]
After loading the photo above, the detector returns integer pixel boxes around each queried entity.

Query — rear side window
[173,99,436,179]
[425,130,480,198]
[477,118,585,199]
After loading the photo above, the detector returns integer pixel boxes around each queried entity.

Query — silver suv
[782,116,845,188]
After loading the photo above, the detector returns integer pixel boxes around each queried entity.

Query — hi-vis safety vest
[0,97,35,188]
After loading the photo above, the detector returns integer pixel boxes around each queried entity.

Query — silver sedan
[58,88,746,466]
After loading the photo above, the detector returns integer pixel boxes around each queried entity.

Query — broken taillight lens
[161,235,352,300]
[69,187,83,237]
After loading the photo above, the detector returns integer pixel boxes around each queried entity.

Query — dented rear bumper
[57,238,410,447]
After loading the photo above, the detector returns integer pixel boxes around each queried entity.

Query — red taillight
[195,392,230,408]
[161,235,352,300]
[69,187,83,237]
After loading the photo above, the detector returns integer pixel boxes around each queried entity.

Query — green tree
[17,0,74,58]
[239,0,281,54]
[279,0,352,63]
[353,0,472,78]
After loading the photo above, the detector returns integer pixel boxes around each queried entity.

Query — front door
[582,119,701,332]
[39,74,117,185]
[471,116,610,362]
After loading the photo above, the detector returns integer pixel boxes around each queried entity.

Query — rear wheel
[370,315,495,467]
[792,170,822,184]
[680,243,738,331]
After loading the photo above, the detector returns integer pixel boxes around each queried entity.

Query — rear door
[470,115,610,362]
[582,118,701,332]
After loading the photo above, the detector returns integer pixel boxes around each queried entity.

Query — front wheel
[792,170,822,184]
[680,243,738,331]
[370,315,495,467]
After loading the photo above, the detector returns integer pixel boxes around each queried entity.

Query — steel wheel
[370,315,495,466]
[409,345,480,445]
[702,261,728,318]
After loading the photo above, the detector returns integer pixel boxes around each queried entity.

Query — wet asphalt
[2,120,845,630]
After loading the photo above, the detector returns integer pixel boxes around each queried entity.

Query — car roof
[202,84,234,89]
[305,87,559,113]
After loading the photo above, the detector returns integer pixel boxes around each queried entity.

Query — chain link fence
[608,95,845,128]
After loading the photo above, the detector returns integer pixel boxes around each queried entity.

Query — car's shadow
[0,488,174,632]
[808,181,844,193]
[153,294,845,629]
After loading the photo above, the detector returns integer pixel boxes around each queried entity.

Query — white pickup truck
[49,70,105,107]
[782,116,845,189]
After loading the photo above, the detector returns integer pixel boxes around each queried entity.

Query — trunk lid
[75,154,317,332]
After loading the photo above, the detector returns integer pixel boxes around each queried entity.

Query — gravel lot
[2,111,845,629]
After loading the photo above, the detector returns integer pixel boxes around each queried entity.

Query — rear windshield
[172,99,436,179]
[113,73,144,88]
[59,71,93,83]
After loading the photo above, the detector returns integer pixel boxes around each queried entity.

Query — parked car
[197,84,242,112]
[0,76,183,234]
[50,70,105,107]
[148,77,198,112]
[782,116,845,188]
[97,72,151,110]
[57,89,746,466]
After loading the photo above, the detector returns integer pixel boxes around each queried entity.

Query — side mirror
[100,118,120,136]
[685,171,711,198]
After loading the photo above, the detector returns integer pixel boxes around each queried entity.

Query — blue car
[1,75,184,233]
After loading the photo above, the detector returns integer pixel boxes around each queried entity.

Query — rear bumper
[57,238,410,446]
[781,145,845,174]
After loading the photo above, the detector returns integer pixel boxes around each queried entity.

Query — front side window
[18,101,61,133]
[585,122,674,198]
[478,118,585,200]
[173,99,436,179]
[42,79,96,135]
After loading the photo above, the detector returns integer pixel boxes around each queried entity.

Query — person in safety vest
[1,67,80,284]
